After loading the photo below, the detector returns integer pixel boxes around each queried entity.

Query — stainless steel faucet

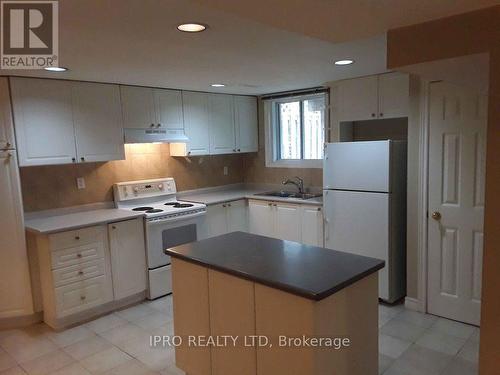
[282,176,304,194]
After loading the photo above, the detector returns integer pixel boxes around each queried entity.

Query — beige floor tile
[103,359,159,375]
[416,331,467,356]
[379,354,394,375]
[379,334,412,359]
[115,305,156,323]
[153,322,174,337]
[63,336,112,360]
[380,319,427,343]
[135,347,175,372]
[0,348,16,372]
[430,319,476,340]
[19,349,74,375]
[133,312,172,332]
[45,326,96,348]
[147,298,173,317]
[0,366,27,375]
[0,334,58,364]
[393,310,438,329]
[159,363,185,375]
[386,344,453,375]
[52,363,92,375]
[99,324,150,347]
[84,314,128,334]
[441,357,478,375]
[116,332,154,357]
[457,339,479,363]
[79,347,131,374]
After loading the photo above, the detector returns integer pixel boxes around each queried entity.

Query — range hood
[124,128,189,144]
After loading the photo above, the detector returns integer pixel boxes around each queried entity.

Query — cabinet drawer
[51,241,105,270]
[52,259,106,287]
[54,274,113,317]
[49,225,105,250]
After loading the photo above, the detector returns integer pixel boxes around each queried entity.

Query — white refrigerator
[323,140,407,303]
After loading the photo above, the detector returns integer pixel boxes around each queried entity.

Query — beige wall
[20,144,245,212]
[387,6,500,374]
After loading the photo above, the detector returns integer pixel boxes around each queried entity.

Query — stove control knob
[158,183,163,190]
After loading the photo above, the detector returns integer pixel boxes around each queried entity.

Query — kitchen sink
[255,191,322,200]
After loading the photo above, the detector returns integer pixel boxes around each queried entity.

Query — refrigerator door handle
[324,217,329,242]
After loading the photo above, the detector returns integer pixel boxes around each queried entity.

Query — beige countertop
[25,208,144,234]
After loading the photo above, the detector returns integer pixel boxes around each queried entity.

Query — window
[265,92,327,168]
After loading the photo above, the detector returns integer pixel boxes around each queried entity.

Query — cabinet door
[182,91,210,155]
[248,200,274,237]
[108,218,147,300]
[209,94,236,154]
[73,82,125,163]
[206,203,228,238]
[337,76,378,122]
[10,78,76,166]
[0,151,33,318]
[274,203,301,242]
[0,78,14,150]
[227,200,248,233]
[154,89,184,129]
[120,85,156,129]
[300,206,323,247]
[234,96,258,153]
[378,72,409,119]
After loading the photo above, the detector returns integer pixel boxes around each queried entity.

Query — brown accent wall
[20,144,245,212]
[387,6,500,374]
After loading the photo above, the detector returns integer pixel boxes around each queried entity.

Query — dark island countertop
[165,231,384,301]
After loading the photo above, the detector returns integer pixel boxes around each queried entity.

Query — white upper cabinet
[72,82,125,163]
[337,75,378,122]
[171,91,210,156]
[378,72,409,119]
[11,77,77,166]
[234,96,258,153]
[0,78,15,150]
[154,89,184,129]
[209,94,236,154]
[334,72,409,123]
[120,86,156,129]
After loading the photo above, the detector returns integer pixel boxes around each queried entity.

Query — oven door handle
[146,211,206,225]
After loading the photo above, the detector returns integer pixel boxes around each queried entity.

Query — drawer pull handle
[78,271,84,275]
[77,253,82,258]
[80,295,86,300]
[75,236,80,240]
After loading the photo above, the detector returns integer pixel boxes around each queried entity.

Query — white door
[274,203,301,242]
[428,82,487,325]
[72,82,125,163]
[248,200,274,237]
[182,91,210,155]
[0,151,33,318]
[301,206,323,247]
[0,78,15,150]
[324,189,390,300]
[336,75,378,122]
[378,72,409,119]
[108,218,147,300]
[120,85,156,129]
[209,94,236,154]
[323,141,391,192]
[154,89,184,130]
[234,96,258,153]
[227,200,248,233]
[10,78,77,166]
[206,204,228,237]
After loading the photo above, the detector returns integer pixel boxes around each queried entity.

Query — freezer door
[323,141,391,192]
[323,189,390,300]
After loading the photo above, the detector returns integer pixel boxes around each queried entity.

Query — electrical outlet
[76,177,86,190]
[223,166,228,176]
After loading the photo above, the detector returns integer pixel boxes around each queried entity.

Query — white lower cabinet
[205,200,248,238]
[248,200,323,245]
[108,218,147,300]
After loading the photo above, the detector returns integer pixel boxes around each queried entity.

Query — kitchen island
[165,231,384,375]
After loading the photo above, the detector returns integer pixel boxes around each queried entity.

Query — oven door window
[162,224,197,250]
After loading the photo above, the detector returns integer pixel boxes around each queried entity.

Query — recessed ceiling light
[44,66,68,72]
[334,59,354,66]
[177,23,207,33]
[211,83,225,87]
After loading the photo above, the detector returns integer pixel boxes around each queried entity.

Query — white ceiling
[0,0,495,95]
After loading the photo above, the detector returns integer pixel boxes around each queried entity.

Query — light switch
[223,166,228,176]
[76,177,86,190]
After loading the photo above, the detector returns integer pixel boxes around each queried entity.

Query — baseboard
[404,297,423,312]
[0,311,43,330]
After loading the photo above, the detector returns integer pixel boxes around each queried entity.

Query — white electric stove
[114,178,206,299]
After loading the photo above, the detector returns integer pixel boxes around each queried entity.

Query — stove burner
[146,209,164,213]
[132,206,154,211]
[164,202,179,206]
[164,202,194,208]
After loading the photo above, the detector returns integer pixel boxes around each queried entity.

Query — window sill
[265,159,323,169]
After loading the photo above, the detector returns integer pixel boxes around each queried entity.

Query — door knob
[431,211,441,221]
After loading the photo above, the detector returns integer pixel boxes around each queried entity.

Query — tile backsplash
[20,144,246,212]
